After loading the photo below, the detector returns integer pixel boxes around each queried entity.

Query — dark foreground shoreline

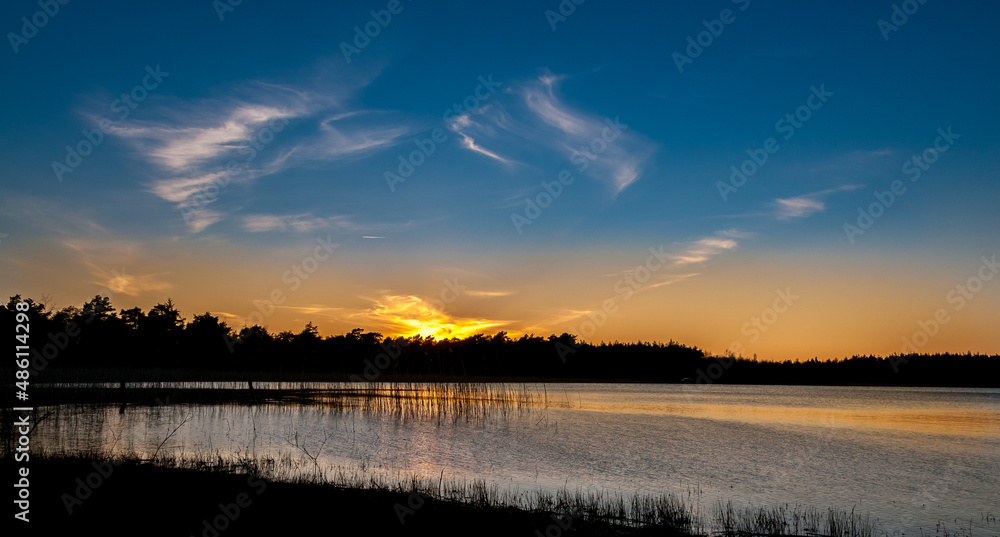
[7,457,680,537]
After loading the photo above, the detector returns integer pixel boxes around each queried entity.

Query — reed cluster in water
[715,500,877,537]
[30,380,546,418]
[343,382,545,422]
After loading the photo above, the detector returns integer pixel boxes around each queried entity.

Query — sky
[1,0,999,360]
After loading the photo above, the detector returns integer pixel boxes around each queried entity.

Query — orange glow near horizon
[6,240,999,361]
[364,295,505,340]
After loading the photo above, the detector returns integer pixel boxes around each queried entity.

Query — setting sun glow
[365,295,503,340]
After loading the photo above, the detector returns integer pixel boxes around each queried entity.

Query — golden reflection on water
[39,385,1000,463]
[556,389,1000,438]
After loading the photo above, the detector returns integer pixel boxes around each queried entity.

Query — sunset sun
[365,294,503,340]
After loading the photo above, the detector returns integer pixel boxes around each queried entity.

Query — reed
[714,499,877,537]
[30,380,549,426]
[41,444,983,537]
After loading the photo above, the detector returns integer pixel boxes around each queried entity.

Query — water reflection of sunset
[548,386,1000,439]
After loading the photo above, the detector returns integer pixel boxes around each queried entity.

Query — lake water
[33,383,1000,534]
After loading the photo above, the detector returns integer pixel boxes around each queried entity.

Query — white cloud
[457,131,511,164]
[184,209,225,234]
[772,184,862,220]
[775,196,826,219]
[100,268,174,297]
[464,289,514,297]
[645,273,699,289]
[673,232,742,265]
[105,72,418,233]
[243,213,411,234]
[447,73,657,196]
[244,213,344,233]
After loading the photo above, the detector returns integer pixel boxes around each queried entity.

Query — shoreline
[14,455,993,537]
[9,456,692,537]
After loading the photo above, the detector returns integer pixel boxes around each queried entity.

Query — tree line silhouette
[4,294,998,386]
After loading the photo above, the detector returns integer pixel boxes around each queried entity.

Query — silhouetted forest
[5,295,999,386]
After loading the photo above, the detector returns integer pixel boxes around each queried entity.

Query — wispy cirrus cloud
[601,230,746,292]
[449,114,512,164]
[544,230,747,331]
[517,307,593,335]
[447,72,657,196]
[243,213,339,233]
[0,195,174,298]
[102,267,174,297]
[243,212,411,235]
[124,104,295,172]
[673,229,747,265]
[775,197,826,219]
[60,239,174,297]
[464,289,514,298]
[275,304,346,317]
[773,184,862,220]
[103,69,418,233]
[645,272,699,289]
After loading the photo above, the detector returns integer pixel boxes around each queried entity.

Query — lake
[33,383,1000,534]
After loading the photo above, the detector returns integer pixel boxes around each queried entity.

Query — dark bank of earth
[8,457,686,537]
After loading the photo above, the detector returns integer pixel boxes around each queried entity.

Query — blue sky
[2,0,999,359]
